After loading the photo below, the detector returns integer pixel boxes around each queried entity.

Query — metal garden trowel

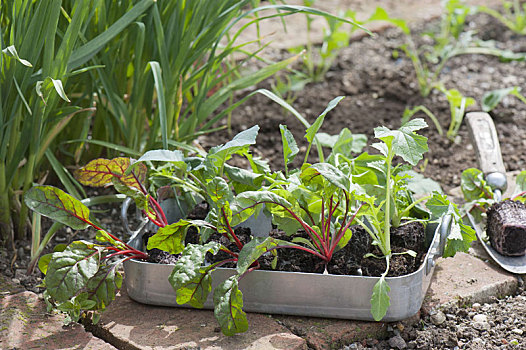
[465,112,526,274]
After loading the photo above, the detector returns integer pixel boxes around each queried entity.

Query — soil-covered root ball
[486,200,526,256]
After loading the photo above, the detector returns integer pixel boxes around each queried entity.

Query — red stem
[220,247,239,258]
[105,249,148,260]
[512,191,526,201]
[221,207,244,250]
[329,203,364,256]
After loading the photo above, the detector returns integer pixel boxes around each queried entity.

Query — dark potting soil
[486,200,526,257]
[145,205,428,277]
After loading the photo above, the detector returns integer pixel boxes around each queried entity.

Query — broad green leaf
[206,177,234,206]
[147,220,212,254]
[425,193,452,218]
[24,186,91,230]
[38,254,53,275]
[443,222,475,258]
[95,231,126,250]
[208,126,259,169]
[136,149,184,164]
[332,129,367,155]
[213,276,248,336]
[305,96,345,143]
[401,170,443,195]
[231,191,291,226]
[370,275,391,321]
[224,165,265,189]
[460,168,492,201]
[237,237,290,275]
[169,242,222,308]
[86,263,123,310]
[304,163,351,192]
[45,241,101,303]
[374,118,428,166]
[481,87,520,112]
[280,125,299,167]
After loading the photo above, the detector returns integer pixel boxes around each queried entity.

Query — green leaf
[425,193,452,218]
[280,124,299,167]
[304,163,351,192]
[332,129,367,155]
[169,242,221,308]
[481,87,519,112]
[95,231,126,250]
[460,168,492,201]
[208,126,259,169]
[136,149,184,164]
[515,171,526,193]
[206,177,234,206]
[370,275,391,321]
[237,237,289,275]
[368,7,410,34]
[38,254,53,275]
[85,263,123,310]
[45,241,101,303]
[305,96,345,143]
[231,191,291,226]
[213,276,248,336]
[224,165,265,190]
[24,186,91,230]
[443,222,475,258]
[147,220,213,254]
[401,170,443,195]
[374,118,428,166]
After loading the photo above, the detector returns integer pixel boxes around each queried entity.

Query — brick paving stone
[0,289,116,350]
[88,287,306,350]
[424,252,518,311]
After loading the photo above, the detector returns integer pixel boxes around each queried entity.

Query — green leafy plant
[23,157,170,323]
[0,0,156,249]
[436,85,476,141]
[477,0,526,35]
[351,119,476,320]
[461,168,526,221]
[481,86,526,112]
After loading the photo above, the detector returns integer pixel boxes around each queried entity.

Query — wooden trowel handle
[466,112,507,176]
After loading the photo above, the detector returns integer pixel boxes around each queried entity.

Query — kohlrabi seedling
[353,118,476,320]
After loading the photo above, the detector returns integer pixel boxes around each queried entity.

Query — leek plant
[0,0,155,245]
[85,0,369,157]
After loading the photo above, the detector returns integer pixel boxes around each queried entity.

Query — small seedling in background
[477,0,526,35]
[435,84,475,142]
[289,1,370,83]
[369,2,526,97]
[481,86,526,112]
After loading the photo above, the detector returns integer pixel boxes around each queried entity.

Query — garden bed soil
[200,13,526,194]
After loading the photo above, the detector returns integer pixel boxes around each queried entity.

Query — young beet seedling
[154,161,365,336]
[24,157,170,323]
